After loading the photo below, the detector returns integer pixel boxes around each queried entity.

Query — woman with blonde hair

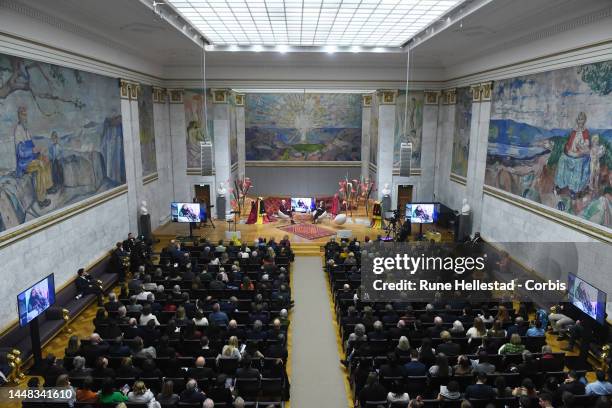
[466,317,486,341]
[217,335,242,361]
[127,380,160,408]
[395,336,412,357]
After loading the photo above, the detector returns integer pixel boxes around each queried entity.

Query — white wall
[0,193,129,329]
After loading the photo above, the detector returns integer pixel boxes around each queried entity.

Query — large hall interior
[0,0,611,407]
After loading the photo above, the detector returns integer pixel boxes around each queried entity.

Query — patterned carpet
[278,223,336,240]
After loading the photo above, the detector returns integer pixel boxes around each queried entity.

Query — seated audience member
[466,317,487,340]
[418,338,436,367]
[92,356,115,379]
[586,370,612,395]
[495,375,513,398]
[464,372,497,400]
[499,333,526,354]
[556,370,586,397]
[236,356,261,380]
[139,304,160,326]
[157,380,180,406]
[68,355,92,377]
[116,356,142,378]
[436,331,461,356]
[395,335,412,358]
[127,380,159,407]
[538,393,555,408]
[359,372,387,408]
[379,352,405,379]
[429,353,452,377]
[472,351,496,375]
[98,377,128,404]
[54,374,76,407]
[218,336,242,361]
[438,380,461,401]
[403,349,427,376]
[506,316,528,338]
[453,354,473,376]
[180,379,207,404]
[126,296,143,313]
[427,316,445,338]
[512,378,538,400]
[209,302,230,326]
[75,268,103,302]
[104,292,123,312]
[387,379,410,404]
[188,356,214,380]
[518,351,539,378]
[75,376,98,403]
[526,319,545,337]
[64,336,81,358]
[207,374,233,407]
[108,336,131,357]
[80,333,109,364]
[450,320,465,337]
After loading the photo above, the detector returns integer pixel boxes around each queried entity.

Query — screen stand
[418,223,424,240]
[28,316,44,374]
[188,222,194,240]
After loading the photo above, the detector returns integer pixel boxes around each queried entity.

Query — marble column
[167,89,189,202]
[375,90,397,204]
[419,91,441,201]
[361,94,372,180]
[235,93,246,178]
[120,80,143,235]
[212,89,231,220]
[466,82,492,235]
[152,87,172,226]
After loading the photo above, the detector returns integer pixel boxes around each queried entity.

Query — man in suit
[108,336,131,357]
[123,232,136,253]
[236,357,261,380]
[436,331,461,356]
[91,356,115,379]
[427,316,445,338]
[80,333,109,366]
[279,199,295,224]
[187,356,215,381]
[180,379,207,404]
[464,372,496,400]
[104,292,122,313]
[403,349,427,376]
[75,268,103,304]
[556,370,586,398]
[42,354,67,387]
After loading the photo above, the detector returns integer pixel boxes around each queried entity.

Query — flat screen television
[291,197,313,213]
[18,274,55,327]
[568,273,607,324]
[171,202,203,223]
[405,203,438,224]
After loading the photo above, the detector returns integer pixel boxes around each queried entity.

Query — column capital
[120,79,139,100]
[480,81,493,101]
[377,89,397,105]
[470,84,482,102]
[424,90,441,105]
[362,94,373,107]
[212,89,230,104]
[234,93,245,106]
[152,86,167,104]
[167,88,184,104]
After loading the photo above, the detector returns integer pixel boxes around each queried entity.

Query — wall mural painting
[138,85,157,176]
[451,87,473,178]
[230,95,238,166]
[0,54,124,233]
[184,89,214,169]
[486,61,612,228]
[245,93,362,161]
[394,90,424,168]
[370,93,379,166]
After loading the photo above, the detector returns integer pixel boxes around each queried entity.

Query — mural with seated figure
[0,53,125,234]
[184,89,214,169]
[245,93,361,161]
[394,90,424,169]
[485,61,612,228]
[138,85,157,176]
[451,87,472,178]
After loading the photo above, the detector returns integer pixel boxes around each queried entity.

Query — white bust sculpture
[461,198,471,215]
[382,183,391,196]
[217,182,226,197]
[139,200,149,215]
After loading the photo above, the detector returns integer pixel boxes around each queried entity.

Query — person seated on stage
[278,199,295,224]
[312,201,326,224]
[76,268,103,304]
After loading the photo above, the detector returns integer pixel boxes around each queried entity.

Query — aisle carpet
[278,223,335,240]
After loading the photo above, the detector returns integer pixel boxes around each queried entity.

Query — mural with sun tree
[245,93,362,161]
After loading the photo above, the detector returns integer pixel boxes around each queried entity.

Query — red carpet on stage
[278,223,335,240]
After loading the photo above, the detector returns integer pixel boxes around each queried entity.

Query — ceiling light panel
[168,0,463,47]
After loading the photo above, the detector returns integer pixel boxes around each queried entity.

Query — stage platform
[153,209,453,251]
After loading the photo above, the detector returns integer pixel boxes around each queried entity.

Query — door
[397,185,413,218]
[194,184,211,209]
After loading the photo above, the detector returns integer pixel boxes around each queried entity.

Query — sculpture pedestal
[139,213,151,240]
[216,196,226,220]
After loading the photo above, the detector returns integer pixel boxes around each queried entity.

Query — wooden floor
[154,209,446,245]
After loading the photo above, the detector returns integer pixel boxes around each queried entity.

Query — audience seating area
[39,238,293,408]
[324,238,611,408]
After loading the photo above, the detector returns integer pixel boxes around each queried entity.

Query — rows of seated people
[324,237,612,408]
[36,237,293,408]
